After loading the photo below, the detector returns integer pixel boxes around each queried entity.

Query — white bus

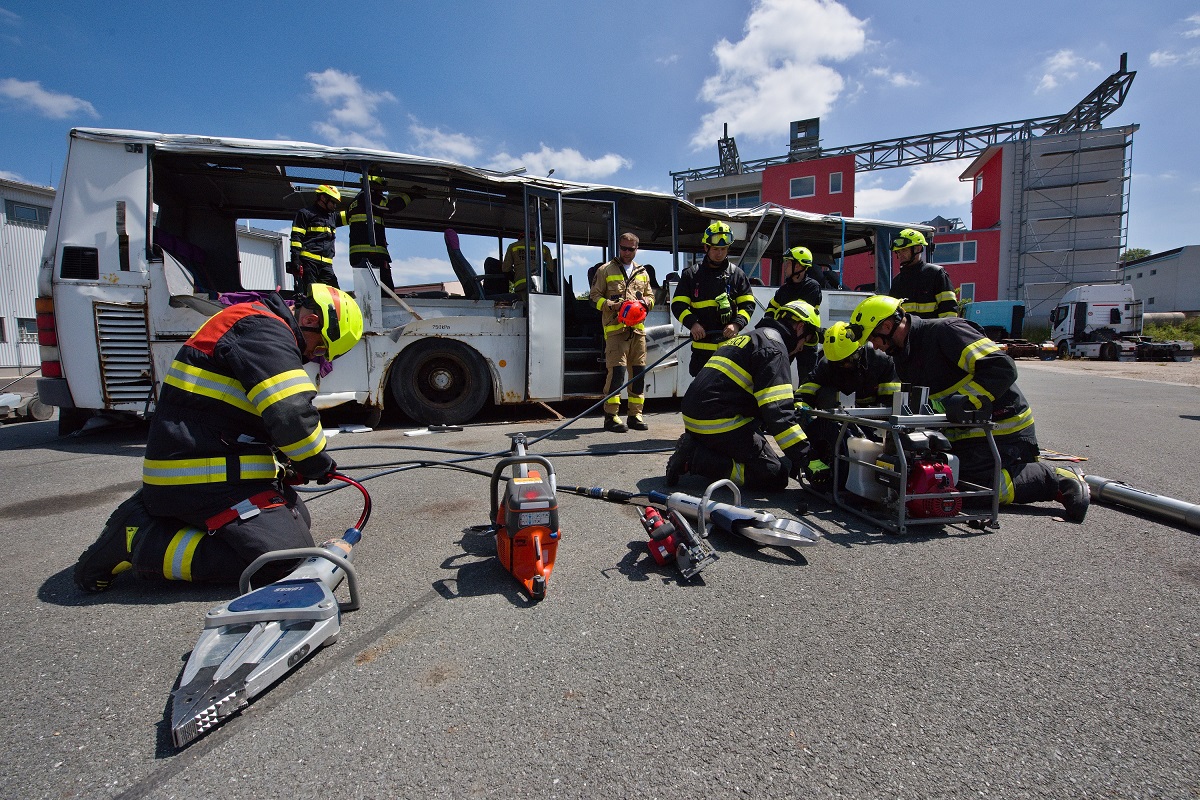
[35,128,924,432]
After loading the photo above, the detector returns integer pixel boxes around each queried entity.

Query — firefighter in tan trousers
[589,232,655,432]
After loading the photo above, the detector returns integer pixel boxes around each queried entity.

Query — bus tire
[389,340,491,425]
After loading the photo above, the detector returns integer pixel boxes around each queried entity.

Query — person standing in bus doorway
[671,221,756,376]
[340,174,410,291]
[888,228,957,319]
[590,232,655,433]
[73,284,365,593]
[501,235,558,296]
[768,245,823,381]
[289,184,345,294]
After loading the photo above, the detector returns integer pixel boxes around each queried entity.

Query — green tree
[1120,248,1151,263]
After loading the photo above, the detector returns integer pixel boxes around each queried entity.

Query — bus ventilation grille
[94,302,156,406]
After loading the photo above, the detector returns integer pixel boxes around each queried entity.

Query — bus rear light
[40,360,63,378]
[35,296,62,377]
[37,328,58,346]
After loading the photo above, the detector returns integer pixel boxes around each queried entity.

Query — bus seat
[443,229,485,301]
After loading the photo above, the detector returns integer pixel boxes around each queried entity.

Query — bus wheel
[389,341,491,426]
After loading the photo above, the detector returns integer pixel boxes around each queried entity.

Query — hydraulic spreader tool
[170,474,371,749]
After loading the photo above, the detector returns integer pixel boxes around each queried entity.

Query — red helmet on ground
[618,300,647,327]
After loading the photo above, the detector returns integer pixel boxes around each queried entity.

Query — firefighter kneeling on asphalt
[666,300,823,490]
[74,283,364,592]
[849,294,1089,522]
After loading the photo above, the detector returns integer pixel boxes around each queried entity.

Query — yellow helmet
[315,184,342,202]
[702,221,733,247]
[785,246,813,268]
[368,174,387,188]
[771,299,821,329]
[307,283,363,359]
[851,295,904,336]
[891,228,927,251]
[821,321,864,363]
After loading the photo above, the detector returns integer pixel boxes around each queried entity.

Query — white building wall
[236,227,287,290]
[0,179,55,370]
[1122,246,1200,313]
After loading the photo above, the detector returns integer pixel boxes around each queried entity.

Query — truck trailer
[1050,283,1193,361]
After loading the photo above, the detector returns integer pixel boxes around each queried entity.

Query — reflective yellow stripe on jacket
[143,455,279,485]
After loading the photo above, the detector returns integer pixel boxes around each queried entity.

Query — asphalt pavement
[0,364,1196,800]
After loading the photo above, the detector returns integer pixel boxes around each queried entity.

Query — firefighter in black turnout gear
[769,244,823,379]
[74,284,366,592]
[289,184,345,293]
[340,174,411,290]
[665,301,821,491]
[887,228,957,319]
[851,295,1089,521]
[671,221,756,376]
[796,321,902,486]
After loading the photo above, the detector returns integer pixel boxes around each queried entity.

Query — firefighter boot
[665,432,697,487]
[74,492,146,592]
[1055,466,1090,523]
[604,414,628,433]
[628,411,648,431]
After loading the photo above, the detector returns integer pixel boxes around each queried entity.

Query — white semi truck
[1050,283,1193,361]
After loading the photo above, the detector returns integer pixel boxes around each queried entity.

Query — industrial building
[671,56,1139,323]
[1121,246,1200,314]
[0,177,52,372]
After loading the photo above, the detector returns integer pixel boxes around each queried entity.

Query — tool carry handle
[489,455,556,520]
[239,548,361,612]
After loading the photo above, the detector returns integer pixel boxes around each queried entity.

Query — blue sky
[2,0,1197,287]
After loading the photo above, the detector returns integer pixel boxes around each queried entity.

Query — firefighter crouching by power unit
[665,301,821,491]
[795,321,902,488]
[73,284,365,592]
[671,221,756,376]
[850,294,1089,521]
[590,232,654,433]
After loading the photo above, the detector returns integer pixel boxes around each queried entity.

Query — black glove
[283,463,307,485]
[787,442,814,481]
[316,459,338,485]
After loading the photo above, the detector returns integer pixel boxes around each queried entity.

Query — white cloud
[0,168,27,182]
[486,144,631,181]
[1184,13,1200,37]
[409,121,482,162]
[689,0,866,151]
[0,7,19,24]
[868,66,920,88]
[387,255,458,286]
[656,54,680,66]
[854,161,972,220]
[1035,49,1100,93]
[0,78,97,119]
[307,68,395,149]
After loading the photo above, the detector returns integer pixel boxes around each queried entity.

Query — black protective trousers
[130,482,316,585]
[689,425,791,491]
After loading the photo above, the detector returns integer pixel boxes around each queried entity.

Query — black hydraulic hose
[527,335,694,447]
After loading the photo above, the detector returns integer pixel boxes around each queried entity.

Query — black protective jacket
[890,259,957,318]
[341,191,409,266]
[142,293,332,515]
[681,317,808,458]
[797,347,902,409]
[290,204,342,267]
[671,258,756,352]
[768,275,822,314]
[892,316,1034,443]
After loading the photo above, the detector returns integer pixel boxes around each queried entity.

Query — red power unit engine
[905,458,961,518]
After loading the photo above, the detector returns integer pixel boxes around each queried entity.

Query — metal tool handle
[699,479,741,537]
[239,548,361,612]
[489,454,556,520]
